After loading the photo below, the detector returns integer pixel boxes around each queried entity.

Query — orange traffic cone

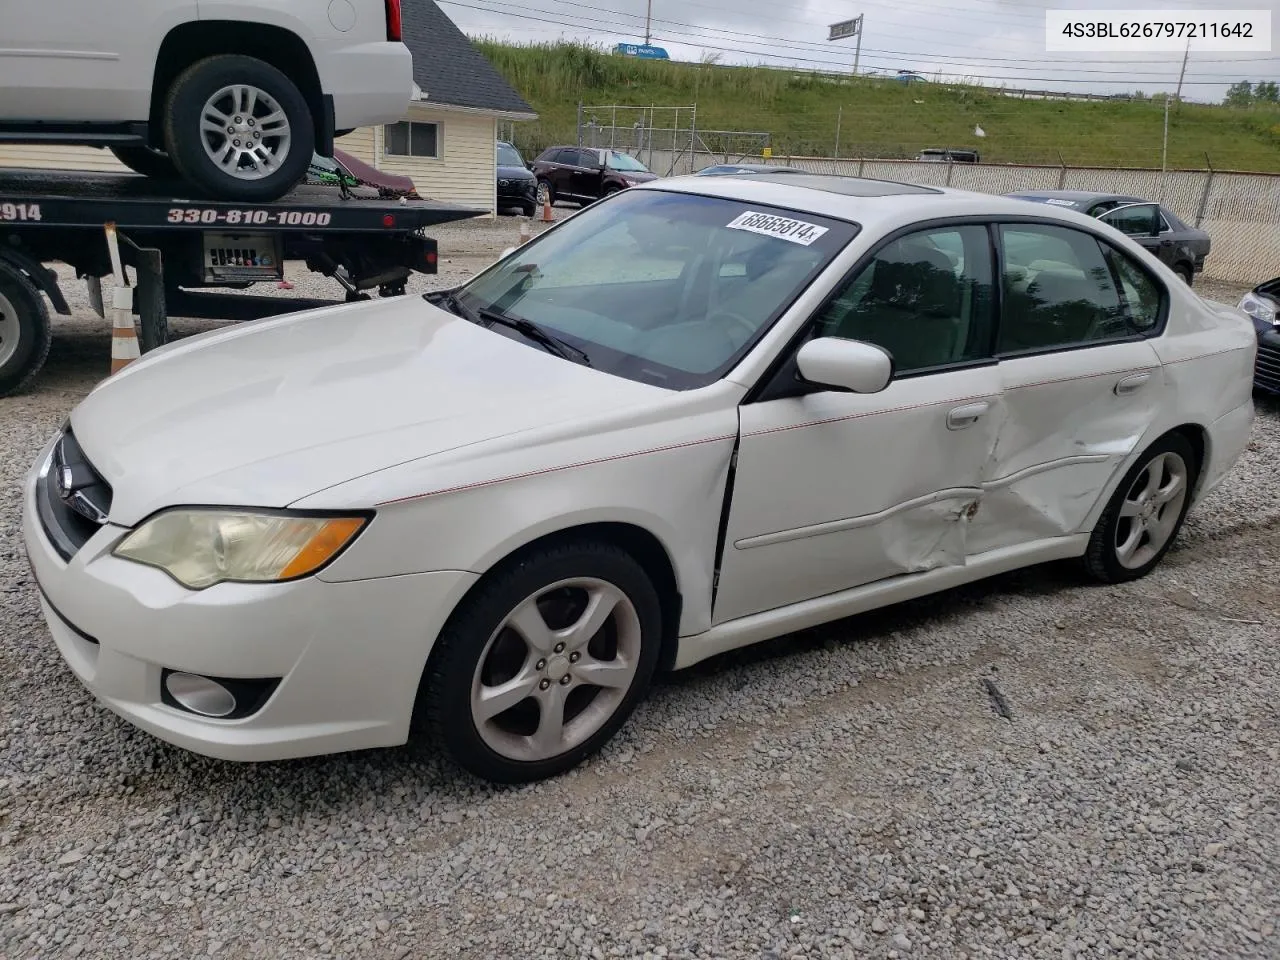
[540,194,554,223]
[109,285,139,375]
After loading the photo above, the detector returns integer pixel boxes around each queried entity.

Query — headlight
[113,509,369,589]
[1238,292,1277,325]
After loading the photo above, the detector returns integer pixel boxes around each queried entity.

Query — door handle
[947,401,990,429]
[1115,372,1152,395]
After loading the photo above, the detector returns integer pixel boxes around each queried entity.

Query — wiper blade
[479,308,591,365]
[425,289,480,324]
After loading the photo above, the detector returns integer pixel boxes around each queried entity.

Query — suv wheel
[536,180,554,207]
[163,55,314,202]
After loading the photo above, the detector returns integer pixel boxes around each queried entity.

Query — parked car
[0,1,413,202]
[530,146,658,206]
[695,163,806,176]
[917,149,979,163]
[496,140,537,217]
[1235,277,1280,395]
[1006,190,1209,285]
[24,177,1256,784]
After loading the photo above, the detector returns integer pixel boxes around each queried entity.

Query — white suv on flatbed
[0,1,413,201]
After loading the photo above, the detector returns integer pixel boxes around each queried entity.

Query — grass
[477,40,1280,172]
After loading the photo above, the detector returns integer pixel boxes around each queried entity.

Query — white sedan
[23,174,1257,783]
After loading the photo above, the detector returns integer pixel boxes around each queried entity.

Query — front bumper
[22,436,477,761]
[497,178,537,205]
[1254,325,1280,394]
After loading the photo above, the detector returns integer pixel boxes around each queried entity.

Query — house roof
[400,0,536,118]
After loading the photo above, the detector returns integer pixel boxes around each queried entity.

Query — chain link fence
[641,149,1280,283]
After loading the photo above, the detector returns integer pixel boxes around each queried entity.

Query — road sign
[615,43,670,60]
[828,17,861,41]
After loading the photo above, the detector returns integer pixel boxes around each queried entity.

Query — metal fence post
[1057,151,1067,188]
[1194,153,1215,228]
[946,157,954,186]
[576,101,583,147]
[857,157,865,176]
[834,106,842,159]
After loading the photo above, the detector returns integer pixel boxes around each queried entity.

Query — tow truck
[0,166,484,396]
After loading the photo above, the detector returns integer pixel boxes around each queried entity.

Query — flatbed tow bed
[0,167,484,395]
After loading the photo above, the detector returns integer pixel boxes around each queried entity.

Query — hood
[497,164,535,180]
[72,299,666,525]
[334,148,419,196]
[618,171,659,183]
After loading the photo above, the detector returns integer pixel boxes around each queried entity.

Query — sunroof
[750,173,942,196]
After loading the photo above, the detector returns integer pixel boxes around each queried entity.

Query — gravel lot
[1,219,1277,959]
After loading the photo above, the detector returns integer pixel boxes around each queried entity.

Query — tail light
[385,0,403,41]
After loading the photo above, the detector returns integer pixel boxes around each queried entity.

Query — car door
[572,148,605,199]
[965,220,1167,555]
[714,223,1005,624]
[1098,203,1172,266]
[0,2,189,122]
[548,148,581,198]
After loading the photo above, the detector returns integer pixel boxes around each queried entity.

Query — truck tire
[109,145,181,181]
[163,55,314,203]
[0,262,53,398]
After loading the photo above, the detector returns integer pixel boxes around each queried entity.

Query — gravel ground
[1,220,1277,959]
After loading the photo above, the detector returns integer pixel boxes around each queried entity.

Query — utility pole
[644,0,653,45]
[1161,40,1191,187]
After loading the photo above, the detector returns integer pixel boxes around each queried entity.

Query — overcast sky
[438,0,1280,103]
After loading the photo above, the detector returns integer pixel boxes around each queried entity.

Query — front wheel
[163,54,314,202]
[1081,433,1199,583]
[416,541,663,783]
[1174,263,1194,286]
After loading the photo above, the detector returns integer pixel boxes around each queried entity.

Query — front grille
[1256,341,1280,394]
[36,426,113,561]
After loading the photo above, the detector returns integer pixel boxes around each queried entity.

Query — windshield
[497,143,525,167]
[606,151,649,172]
[455,189,858,389]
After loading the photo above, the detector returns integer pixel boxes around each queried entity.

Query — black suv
[529,146,658,207]
[496,141,538,217]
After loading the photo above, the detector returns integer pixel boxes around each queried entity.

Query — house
[0,0,535,215]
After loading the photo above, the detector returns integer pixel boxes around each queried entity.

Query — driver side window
[811,225,994,374]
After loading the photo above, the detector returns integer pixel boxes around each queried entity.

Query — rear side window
[553,148,578,165]
[997,224,1130,352]
[1105,246,1165,332]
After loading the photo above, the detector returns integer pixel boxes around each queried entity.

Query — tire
[109,145,180,181]
[536,179,554,207]
[162,55,314,202]
[1081,433,1199,584]
[1174,263,1193,286]
[416,540,663,783]
[521,201,537,218]
[0,263,52,398]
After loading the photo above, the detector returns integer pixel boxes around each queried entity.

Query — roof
[400,0,536,118]
[1007,189,1143,208]
[648,176,1124,233]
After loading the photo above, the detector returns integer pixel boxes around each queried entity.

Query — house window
[384,121,440,158]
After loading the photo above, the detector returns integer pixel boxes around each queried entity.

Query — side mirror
[795,337,893,393]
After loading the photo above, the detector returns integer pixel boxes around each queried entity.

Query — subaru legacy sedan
[24,174,1256,784]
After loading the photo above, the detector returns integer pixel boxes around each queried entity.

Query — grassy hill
[476,41,1280,172]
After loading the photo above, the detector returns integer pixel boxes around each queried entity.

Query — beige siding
[371,105,497,215]
[0,144,127,172]
[335,126,377,166]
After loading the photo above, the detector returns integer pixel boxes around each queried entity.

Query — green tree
[1255,80,1280,103]
[1225,80,1254,106]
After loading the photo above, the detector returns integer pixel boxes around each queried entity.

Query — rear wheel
[163,54,314,202]
[109,145,180,181]
[1082,433,1198,583]
[0,263,52,398]
[536,179,554,208]
[1174,263,1193,286]
[417,540,662,783]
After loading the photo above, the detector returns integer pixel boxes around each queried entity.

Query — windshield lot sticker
[727,211,829,246]
[1044,198,1077,206]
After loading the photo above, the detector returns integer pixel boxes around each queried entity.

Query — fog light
[164,672,237,717]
